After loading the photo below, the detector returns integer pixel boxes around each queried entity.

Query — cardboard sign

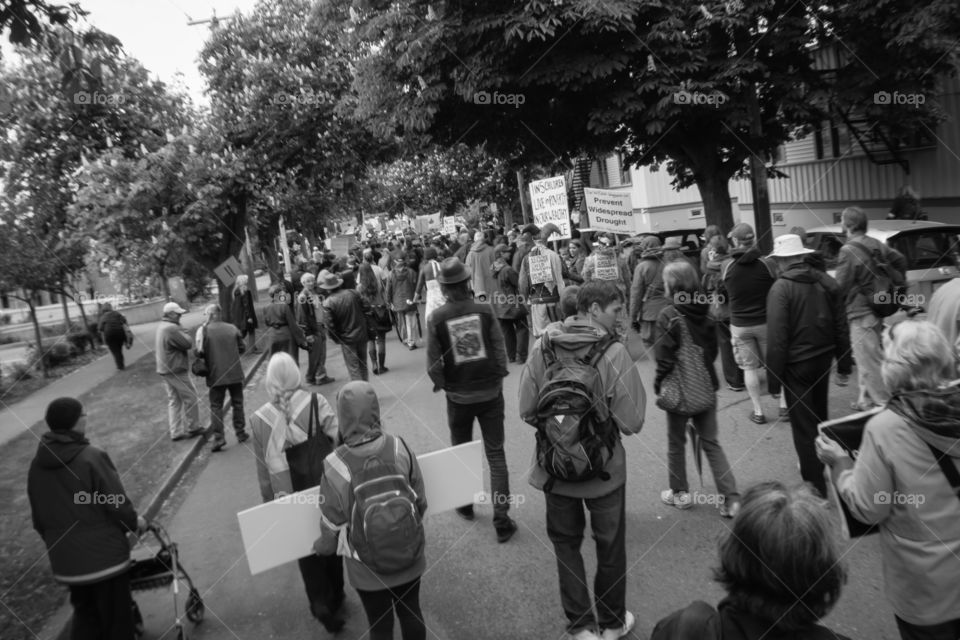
[237,440,483,575]
[528,253,553,285]
[593,253,619,281]
[214,256,243,288]
[818,408,884,539]
[442,216,456,236]
[583,188,635,234]
[528,176,570,240]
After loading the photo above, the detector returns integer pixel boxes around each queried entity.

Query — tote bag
[655,312,715,416]
[285,393,334,491]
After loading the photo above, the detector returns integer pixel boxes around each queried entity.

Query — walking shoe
[719,499,741,519]
[379,366,389,373]
[407,343,417,350]
[496,518,518,543]
[455,505,475,521]
[236,431,250,444]
[315,376,335,385]
[568,629,600,640]
[749,412,767,424]
[728,384,745,392]
[661,489,693,510]
[187,429,206,439]
[171,434,188,442]
[600,611,635,640]
[211,437,227,452]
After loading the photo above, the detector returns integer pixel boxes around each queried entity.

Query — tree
[348,0,959,234]
[0,0,83,47]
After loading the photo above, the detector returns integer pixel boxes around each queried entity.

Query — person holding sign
[518,223,567,338]
[816,320,960,640]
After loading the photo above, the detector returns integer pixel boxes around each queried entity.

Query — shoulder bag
[285,393,334,491]
[656,311,716,416]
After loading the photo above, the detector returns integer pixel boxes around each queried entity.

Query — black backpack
[532,333,618,488]
[847,240,906,318]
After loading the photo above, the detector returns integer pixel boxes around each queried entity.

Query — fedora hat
[436,257,471,284]
[317,270,344,290]
[771,234,814,258]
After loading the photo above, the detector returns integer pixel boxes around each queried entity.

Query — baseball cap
[163,302,187,315]
[727,223,755,243]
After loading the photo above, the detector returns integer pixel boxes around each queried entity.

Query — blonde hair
[882,320,957,395]
[264,353,302,423]
[235,274,249,288]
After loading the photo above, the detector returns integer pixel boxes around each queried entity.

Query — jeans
[297,554,344,626]
[305,330,328,382]
[162,373,200,437]
[849,313,889,405]
[447,392,512,528]
[368,331,387,369]
[545,486,627,633]
[666,409,739,500]
[341,339,369,381]
[68,571,134,640]
[715,320,743,388]
[402,310,418,345]
[356,578,426,640]
[896,616,960,640]
[103,331,126,370]
[783,353,833,496]
[498,316,530,362]
[209,382,245,438]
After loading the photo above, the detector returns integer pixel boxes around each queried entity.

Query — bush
[7,361,33,381]
[66,332,92,354]
[25,341,77,369]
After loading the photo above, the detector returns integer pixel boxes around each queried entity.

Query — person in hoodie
[28,397,147,639]
[519,280,645,640]
[629,235,666,353]
[766,235,852,495]
[387,252,419,350]
[155,301,203,441]
[650,482,850,640]
[490,243,529,363]
[817,320,960,640]
[314,381,428,640]
[655,261,741,516]
[465,229,496,302]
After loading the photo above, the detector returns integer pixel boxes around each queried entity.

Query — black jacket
[766,263,852,386]
[323,288,368,344]
[653,303,719,394]
[27,431,138,585]
[651,599,851,640]
[722,247,777,327]
[427,298,508,393]
[230,288,258,334]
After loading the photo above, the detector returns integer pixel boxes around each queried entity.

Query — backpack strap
[540,332,558,368]
[925,442,960,504]
[584,334,616,367]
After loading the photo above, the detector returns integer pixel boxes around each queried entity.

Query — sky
[55,0,260,103]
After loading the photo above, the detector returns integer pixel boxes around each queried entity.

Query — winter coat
[155,316,192,374]
[834,386,960,626]
[765,263,852,385]
[263,302,308,348]
[653,302,719,394]
[199,320,245,387]
[27,430,138,585]
[97,310,128,338]
[519,317,646,499]
[834,234,908,321]
[386,267,417,312]
[318,383,427,591]
[562,252,585,285]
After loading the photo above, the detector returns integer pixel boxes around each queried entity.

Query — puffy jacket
[323,289,368,344]
[835,387,960,626]
[653,303,718,394]
[155,315,192,374]
[834,234,908,321]
[519,317,646,498]
[765,263,852,385]
[27,430,138,585]
[721,247,777,327]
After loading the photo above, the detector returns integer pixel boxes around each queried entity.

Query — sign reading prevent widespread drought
[529,176,571,240]
[582,188,636,234]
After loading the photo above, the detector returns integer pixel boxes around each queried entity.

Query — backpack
[533,333,619,487]
[338,434,424,574]
[847,240,906,318]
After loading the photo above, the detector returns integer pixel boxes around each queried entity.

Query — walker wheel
[186,587,205,622]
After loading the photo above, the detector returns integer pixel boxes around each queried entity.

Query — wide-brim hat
[437,257,471,284]
[771,234,814,258]
[317,270,344,290]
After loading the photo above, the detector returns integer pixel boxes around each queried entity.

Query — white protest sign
[583,188,635,234]
[594,253,619,281]
[237,440,483,575]
[528,176,570,240]
[214,256,243,288]
[442,216,456,236]
[528,253,553,285]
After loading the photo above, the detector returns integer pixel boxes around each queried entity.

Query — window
[891,231,960,270]
[689,208,703,219]
[595,158,610,188]
[772,211,785,226]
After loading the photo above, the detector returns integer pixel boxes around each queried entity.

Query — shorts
[730,323,767,371]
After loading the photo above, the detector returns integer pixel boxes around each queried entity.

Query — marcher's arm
[517,344,543,425]
[629,265,645,322]
[251,418,273,502]
[652,312,678,395]
[608,346,645,435]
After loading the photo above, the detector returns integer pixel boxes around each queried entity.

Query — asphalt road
[134,328,893,640]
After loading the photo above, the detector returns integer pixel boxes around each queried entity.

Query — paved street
[131,329,892,640]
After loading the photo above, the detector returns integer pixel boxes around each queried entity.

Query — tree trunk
[73,290,96,348]
[60,289,71,329]
[516,169,532,225]
[694,173,735,235]
[28,298,48,378]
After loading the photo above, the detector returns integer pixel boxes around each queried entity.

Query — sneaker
[719,499,741,519]
[749,412,767,424]
[496,518,518,543]
[211,437,226,452]
[661,489,693,510]
[600,611,635,640]
[407,343,418,351]
[236,431,250,444]
[315,376,335,385]
[379,366,389,373]
[568,629,600,640]
[727,384,746,392]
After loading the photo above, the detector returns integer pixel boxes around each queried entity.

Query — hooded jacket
[490,258,524,319]
[27,430,139,585]
[653,302,719,394]
[765,263,852,383]
[629,256,667,323]
[835,386,960,626]
[155,314,192,374]
[519,317,646,498]
[318,382,427,591]
[465,237,496,299]
[834,233,908,321]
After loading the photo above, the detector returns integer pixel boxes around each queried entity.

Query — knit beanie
[45,397,84,432]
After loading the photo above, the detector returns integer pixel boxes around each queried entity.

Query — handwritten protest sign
[529,176,570,240]
[442,216,456,235]
[583,188,636,234]
[594,253,619,281]
[528,253,553,285]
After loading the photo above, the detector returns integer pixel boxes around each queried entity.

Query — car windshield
[889,230,960,270]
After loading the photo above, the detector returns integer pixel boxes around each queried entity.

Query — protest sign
[442,216,456,236]
[214,256,243,288]
[528,253,553,285]
[593,253,619,281]
[582,188,635,234]
[529,176,570,240]
[237,440,483,575]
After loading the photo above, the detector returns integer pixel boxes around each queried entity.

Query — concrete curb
[42,347,270,640]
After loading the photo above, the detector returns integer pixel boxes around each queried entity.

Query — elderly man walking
[196,304,248,452]
[297,272,335,386]
[155,302,202,441]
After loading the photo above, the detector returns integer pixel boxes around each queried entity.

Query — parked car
[805,220,960,310]
[622,228,706,264]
